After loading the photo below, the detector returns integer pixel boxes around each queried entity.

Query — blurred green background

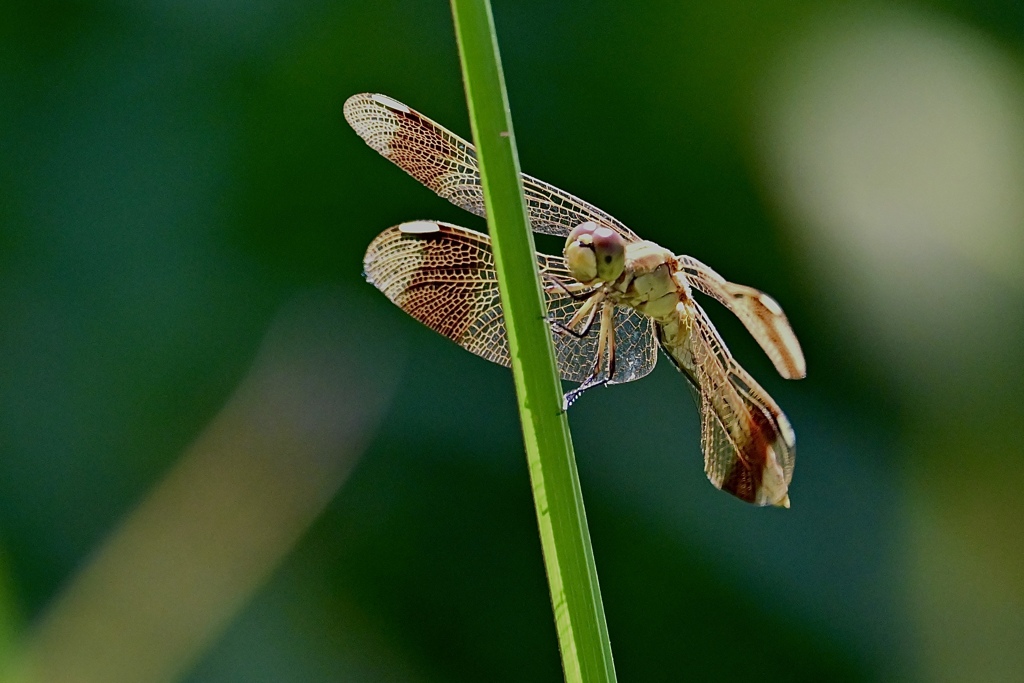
[2,0,1023,681]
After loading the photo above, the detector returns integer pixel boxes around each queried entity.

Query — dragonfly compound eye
[564,222,624,283]
[564,222,599,283]
[591,226,625,281]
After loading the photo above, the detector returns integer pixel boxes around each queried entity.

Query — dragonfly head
[564,222,625,284]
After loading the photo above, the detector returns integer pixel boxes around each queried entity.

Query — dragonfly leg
[606,302,616,379]
[563,376,608,410]
[562,302,616,410]
[550,298,600,339]
[550,290,604,338]
[543,275,596,301]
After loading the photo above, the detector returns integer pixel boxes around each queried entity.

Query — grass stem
[449,1,617,680]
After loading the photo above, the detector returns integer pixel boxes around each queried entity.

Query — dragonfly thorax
[616,241,685,323]
[563,221,626,284]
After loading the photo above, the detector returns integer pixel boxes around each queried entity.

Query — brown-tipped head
[564,222,626,284]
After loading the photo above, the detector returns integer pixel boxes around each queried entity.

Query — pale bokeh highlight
[758,6,1024,398]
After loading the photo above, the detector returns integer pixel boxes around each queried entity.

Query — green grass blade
[449,1,617,680]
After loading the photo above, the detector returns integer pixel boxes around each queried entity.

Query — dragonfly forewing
[363,220,658,385]
[344,93,640,242]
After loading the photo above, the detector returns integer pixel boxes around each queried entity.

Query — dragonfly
[345,93,806,507]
